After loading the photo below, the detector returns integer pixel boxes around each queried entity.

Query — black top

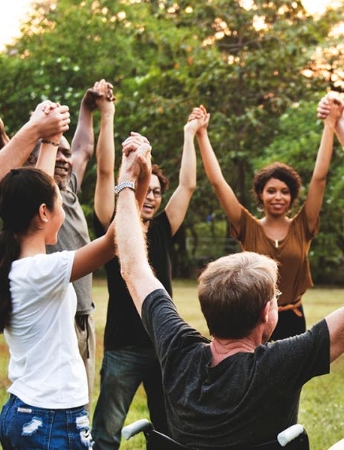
[93,210,173,350]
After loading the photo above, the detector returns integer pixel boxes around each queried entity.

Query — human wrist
[114,180,136,195]
[41,139,60,147]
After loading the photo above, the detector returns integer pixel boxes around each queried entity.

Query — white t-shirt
[5,251,88,409]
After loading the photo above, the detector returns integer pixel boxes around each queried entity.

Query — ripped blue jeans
[0,394,93,449]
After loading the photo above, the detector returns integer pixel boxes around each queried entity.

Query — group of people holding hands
[0,81,343,449]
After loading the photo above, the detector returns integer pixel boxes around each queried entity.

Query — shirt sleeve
[142,289,210,368]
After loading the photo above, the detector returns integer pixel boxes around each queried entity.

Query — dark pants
[270,304,306,341]
[92,346,168,450]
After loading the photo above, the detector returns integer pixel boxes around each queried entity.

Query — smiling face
[141,174,162,221]
[54,136,72,190]
[260,178,291,217]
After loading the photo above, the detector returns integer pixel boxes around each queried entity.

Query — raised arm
[163,110,198,236]
[0,101,70,180]
[115,143,163,316]
[317,93,344,146]
[195,106,242,231]
[71,80,113,185]
[93,80,116,228]
[35,102,67,175]
[305,94,343,232]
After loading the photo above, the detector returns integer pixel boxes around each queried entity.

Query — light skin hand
[118,143,152,185]
[122,132,150,157]
[186,105,210,135]
[317,96,331,120]
[317,93,344,120]
[38,101,66,144]
[324,96,343,129]
[30,101,70,139]
[95,80,116,115]
[188,105,210,136]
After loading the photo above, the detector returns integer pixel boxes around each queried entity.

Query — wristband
[41,139,59,147]
[114,181,136,195]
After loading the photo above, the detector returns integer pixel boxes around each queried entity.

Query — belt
[278,298,303,317]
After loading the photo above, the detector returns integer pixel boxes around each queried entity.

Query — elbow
[181,181,197,195]
[189,182,197,194]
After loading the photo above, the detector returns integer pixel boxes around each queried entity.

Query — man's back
[142,289,330,449]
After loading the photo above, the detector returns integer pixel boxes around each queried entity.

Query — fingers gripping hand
[122,132,150,156]
[317,96,330,120]
[31,102,70,139]
[186,104,210,133]
[120,143,152,182]
[136,144,152,181]
[324,95,344,128]
[317,93,344,121]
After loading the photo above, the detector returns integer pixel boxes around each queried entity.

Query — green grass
[1,280,344,449]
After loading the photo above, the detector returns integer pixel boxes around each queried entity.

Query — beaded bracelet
[41,139,59,147]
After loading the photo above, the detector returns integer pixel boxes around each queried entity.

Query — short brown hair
[198,252,278,339]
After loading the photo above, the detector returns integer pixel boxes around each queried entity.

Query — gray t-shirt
[142,289,330,449]
[46,172,93,315]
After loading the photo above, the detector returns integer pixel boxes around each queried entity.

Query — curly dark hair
[253,162,302,208]
[152,164,169,193]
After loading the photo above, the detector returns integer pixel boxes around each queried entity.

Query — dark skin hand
[83,82,116,111]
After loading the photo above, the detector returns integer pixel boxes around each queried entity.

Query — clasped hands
[120,131,152,184]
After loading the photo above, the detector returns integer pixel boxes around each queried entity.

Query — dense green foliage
[1,0,344,280]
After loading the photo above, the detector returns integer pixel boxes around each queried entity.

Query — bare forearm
[71,103,95,161]
[179,130,197,191]
[115,188,153,315]
[94,114,115,226]
[0,122,41,179]
[312,122,335,182]
[36,142,59,176]
[96,113,115,177]
[197,131,224,186]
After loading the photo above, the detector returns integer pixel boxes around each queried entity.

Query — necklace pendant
[275,240,279,248]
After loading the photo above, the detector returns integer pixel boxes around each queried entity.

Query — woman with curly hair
[192,97,342,340]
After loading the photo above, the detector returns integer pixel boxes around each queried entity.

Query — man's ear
[261,301,271,323]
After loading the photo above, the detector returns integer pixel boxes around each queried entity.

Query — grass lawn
[1,279,344,449]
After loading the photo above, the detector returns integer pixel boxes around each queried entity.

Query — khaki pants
[75,314,96,412]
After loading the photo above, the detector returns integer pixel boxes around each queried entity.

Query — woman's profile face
[260,178,291,216]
